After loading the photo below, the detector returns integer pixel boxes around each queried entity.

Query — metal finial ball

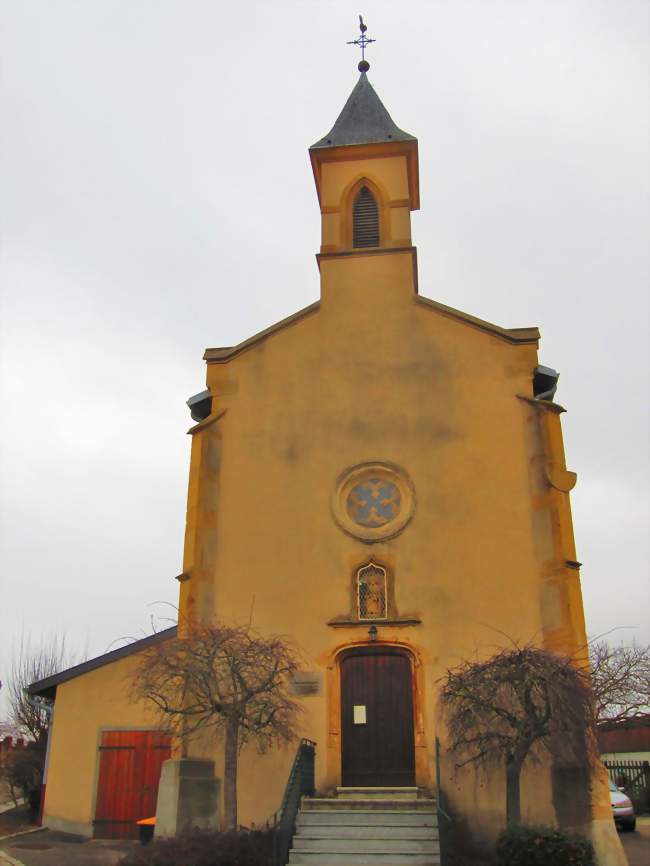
[358,59,370,72]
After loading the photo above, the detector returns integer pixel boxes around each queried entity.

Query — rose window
[346,478,401,527]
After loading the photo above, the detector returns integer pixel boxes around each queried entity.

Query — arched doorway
[340,647,415,786]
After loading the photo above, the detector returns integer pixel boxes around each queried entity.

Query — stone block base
[155,758,220,837]
[589,816,629,866]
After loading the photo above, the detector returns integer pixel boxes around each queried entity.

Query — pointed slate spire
[310,72,415,150]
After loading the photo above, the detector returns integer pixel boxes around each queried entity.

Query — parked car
[609,778,636,832]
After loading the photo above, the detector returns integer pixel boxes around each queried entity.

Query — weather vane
[347,15,375,72]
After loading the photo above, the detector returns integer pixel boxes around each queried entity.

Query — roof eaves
[310,130,416,151]
[28,626,177,700]
[597,713,650,732]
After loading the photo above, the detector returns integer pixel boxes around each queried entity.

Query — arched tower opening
[352,185,380,248]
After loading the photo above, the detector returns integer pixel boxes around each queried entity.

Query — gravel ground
[0,830,136,866]
[0,807,36,840]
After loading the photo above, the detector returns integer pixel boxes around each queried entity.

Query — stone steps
[297,811,437,827]
[293,838,438,854]
[302,798,436,811]
[335,787,420,800]
[297,825,434,839]
[288,855,440,865]
[287,789,440,866]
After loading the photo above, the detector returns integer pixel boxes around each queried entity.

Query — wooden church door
[341,649,415,787]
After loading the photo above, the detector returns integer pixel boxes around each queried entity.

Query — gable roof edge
[28,626,177,700]
[203,301,320,364]
[416,295,540,345]
[202,282,539,366]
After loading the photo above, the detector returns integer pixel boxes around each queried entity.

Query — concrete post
[155,758,220,837]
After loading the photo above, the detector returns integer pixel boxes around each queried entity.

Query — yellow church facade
[31,65,626,865]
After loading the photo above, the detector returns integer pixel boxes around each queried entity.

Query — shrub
[444,815,495,865]
[2,745,45,814]
[495,824,594,866]
[117,828,273,866]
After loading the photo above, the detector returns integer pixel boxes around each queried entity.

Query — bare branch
[439,644,597,826]
[589,640,650,724]
[6,633,81,745]
[128,619,305,828]
[439,645,596,770]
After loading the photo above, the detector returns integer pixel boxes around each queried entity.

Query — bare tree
[6,634,74,746]
[439,646,596,827]
[590,640,650,724]
[2,634,78,811]
[130,621,303,830]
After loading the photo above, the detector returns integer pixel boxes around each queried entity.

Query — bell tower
[309,32,419,306]
[309,71,419,254]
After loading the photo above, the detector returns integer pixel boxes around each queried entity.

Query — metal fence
[604,760,650,815]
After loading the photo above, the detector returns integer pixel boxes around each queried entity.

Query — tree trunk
[223,718,239,830]
[505,756,524,827]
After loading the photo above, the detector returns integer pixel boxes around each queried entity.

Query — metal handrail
[435,736,453,865]
[270,738,316,866]
[435,737,452,824]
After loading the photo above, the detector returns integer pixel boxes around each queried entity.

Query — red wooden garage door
[93,730,171,839]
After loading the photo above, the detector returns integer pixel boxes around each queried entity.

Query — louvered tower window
[353,186,379,248]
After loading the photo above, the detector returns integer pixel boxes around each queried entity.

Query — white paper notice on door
[353,705,367,725]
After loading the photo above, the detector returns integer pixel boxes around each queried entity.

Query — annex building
[30,57,626,866]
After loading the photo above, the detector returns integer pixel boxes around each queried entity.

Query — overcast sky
[1,0,648,707]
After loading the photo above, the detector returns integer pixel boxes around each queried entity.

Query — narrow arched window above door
[357,562,388,620]
[352,186,379,248]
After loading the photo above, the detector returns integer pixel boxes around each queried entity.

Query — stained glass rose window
[332,462,414,542]
[346,479,401,527]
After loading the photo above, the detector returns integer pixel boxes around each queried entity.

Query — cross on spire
[347,15,375,72]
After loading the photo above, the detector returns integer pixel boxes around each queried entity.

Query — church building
[30,44,626,866]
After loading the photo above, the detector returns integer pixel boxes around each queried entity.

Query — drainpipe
[25,694,53,825]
